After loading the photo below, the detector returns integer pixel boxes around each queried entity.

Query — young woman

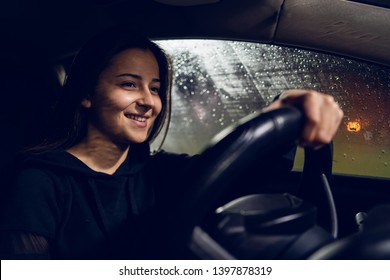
[0,28,343,259]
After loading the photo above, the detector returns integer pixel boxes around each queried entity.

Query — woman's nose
[136,88,154,111]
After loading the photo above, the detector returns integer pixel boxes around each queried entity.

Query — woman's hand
[263,90,344,149]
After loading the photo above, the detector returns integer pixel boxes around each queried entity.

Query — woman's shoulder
[10,151,76,187]
[1,152,71,212]
[4,150,89,193]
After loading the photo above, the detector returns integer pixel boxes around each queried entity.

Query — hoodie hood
[18,142,151,177]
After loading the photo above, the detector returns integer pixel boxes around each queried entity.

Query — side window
[154,40,389,178]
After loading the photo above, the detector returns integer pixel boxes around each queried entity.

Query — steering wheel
[158,106,336,259]
[154,105,389,260]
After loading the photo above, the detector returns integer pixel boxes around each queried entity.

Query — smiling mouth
[125,114,148,123]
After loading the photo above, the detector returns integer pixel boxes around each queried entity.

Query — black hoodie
[0,142,196,259]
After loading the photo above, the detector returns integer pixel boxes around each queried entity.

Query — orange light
[347,121,361,132]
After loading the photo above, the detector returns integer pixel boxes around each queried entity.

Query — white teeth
[126,114,146,122]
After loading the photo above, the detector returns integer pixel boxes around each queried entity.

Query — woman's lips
[125,113,149,128]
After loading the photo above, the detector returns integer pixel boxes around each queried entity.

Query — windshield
[154,40,390,179]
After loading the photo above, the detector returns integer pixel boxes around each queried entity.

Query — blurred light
[347,121,361,132]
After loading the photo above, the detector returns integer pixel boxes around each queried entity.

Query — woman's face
[83,48,162,145]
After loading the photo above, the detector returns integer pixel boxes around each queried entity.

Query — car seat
[0,35,61,179]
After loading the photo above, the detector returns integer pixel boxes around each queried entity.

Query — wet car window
[153,40,390,179]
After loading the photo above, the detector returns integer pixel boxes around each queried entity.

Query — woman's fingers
[279,90,344,149]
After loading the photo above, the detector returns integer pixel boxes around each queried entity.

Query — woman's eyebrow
[116,73,160,83]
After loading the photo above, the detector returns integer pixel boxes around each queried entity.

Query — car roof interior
[0,0,389,67]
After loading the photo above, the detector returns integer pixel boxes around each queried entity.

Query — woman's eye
[121,81,136,88]
[151,87,160,94]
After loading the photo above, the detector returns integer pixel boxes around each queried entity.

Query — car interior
[0,0,389,259]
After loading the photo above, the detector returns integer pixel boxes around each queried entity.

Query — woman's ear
[81,98,92,108]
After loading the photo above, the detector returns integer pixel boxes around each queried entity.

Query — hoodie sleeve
[0,231,50,259]
[0,167,64,240]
